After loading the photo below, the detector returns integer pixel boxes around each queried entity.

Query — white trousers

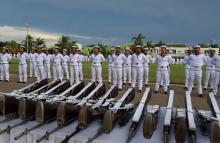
[108,65,113,82]
[113,67,123,89]
[19,64,27,82]
[29,61,36,77]
[44,63,51,79]
[123,66,131,84]
[79,65,83,81]
[91,66,102,83]
[1,64,9,81]
[36,65,45,82]
[188,70,203,95]
[155,70,169,92]
[204,69,215,89]
[62,64,70,80]
[70,65,79,85]
[53,65,63,81]
[213,71,220,96]
[0,64,2,80]
[185,68,190,88]
[131,67,143,90]
[143,66,149,85]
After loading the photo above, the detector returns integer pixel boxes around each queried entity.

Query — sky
[0,0,219,47]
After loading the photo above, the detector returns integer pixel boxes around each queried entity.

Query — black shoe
[5,80,9,82]
[167,86,170,89]
[138,90,142,93]
[23,81,27,84]
[108,82,111,84]
[203,88,207,91]
[119,88,122,91]
[164,91,168,94]
[199,94,203,97]
[17,81,21,83]
[145,84,148,87]
[209,88,213,92]
[0,80,2,82]
[123,83,126,85]
[192,87,194,90]
[184,87,188,90]
[154,90,158,93]
[28,77,32,78]
[159,85,162,88]
[128,83,131,86]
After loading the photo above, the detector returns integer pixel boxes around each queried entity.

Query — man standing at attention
[69,45,80,85]
[90,46,105,83]
[0,47,12,82]
[35,46,46,82]
[182,47,192,90]
[211,48,220,96]
[107,49,114,84]
[18,45,29,83]
[123,47,132,85]
[28,48,37,78]
[62,49,70,80]
[52,47,64,81]
[143,47,152,87]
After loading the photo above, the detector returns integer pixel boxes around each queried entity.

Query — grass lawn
[9,59,207,84]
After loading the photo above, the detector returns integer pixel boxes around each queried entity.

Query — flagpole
[25,22,29,53]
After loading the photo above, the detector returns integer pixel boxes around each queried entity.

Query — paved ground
[0,75,219,110]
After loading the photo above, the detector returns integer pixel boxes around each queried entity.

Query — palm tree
[132,33,145,46]
[55,35,72,51]
[22,34,34,52]
[33,37,45,47]
[5,40,19,54]
[155,40,166,47]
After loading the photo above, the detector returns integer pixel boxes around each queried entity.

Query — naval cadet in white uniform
[211,48,220,96]
[187,45,207,97]
[0,47,12,82]
[107,49,114,84]
[123,47,132,85]
[18,45,29,83]
[43,48,52,80]
[62,49,70,80]
[204,49,215,90]
[182,48,192,90]
[154,46,172,94]
[28,48,37,78]
[69,45,80,85]
[77,48,84,81]
[35,46,46,82]
[143,47,152,86]
[131,45,147,93]
[89,46,105,83]
[112,46,125,90]
[52,47,64,81]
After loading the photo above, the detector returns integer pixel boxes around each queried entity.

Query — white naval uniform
[204,56,215,89]
[0,53,11,81]
[35,53,46,82]
[52,53,64,81]
[155,54,172,92]
[112,54,125,89]
[123,55,132,84]
[187,54,207,95]
[62,55,70,80]
[28,53,37,78]
[182,55,190,88]
[131,53,146,91]
[44,54,52,79]
[211,55,220,96]
[90,53,105,83]
[18,53,29,82]
[78,54,84,81]
[69,53,80,85]
[143,54,152,85]
[0,54,2,81]
[107,55,113,83]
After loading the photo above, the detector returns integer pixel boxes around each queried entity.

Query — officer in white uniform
[90,46,105,83]
[154,46,172,94]
[182,48,192,90]
[143,47,152,86]
[28,48,37,78]
[112,46,125,90]
[43,48,52,80]
[35,47,46,82]
[52,47,64,81]
[0,52,2,81]
[131,45,147,93]
[123,47,132,85]
[62,49,70,80]
[211,48,220,96]
[187,45,207,97]
[204,49,215,90]
[69,45,80,85]
[77,48,84,81]
[0,47,12,82]
[18,45,29,83]
[107,49,114,84]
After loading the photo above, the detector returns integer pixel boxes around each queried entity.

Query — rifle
[125,88,151,143]
[14,82,85,140]
[36,83,106,143]
[163,90,174,143]
[185,91,196,143]
[61,85,118,143]
[87,88,135,143]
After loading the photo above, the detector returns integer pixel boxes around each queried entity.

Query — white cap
[193,45,201,48]
[20,45,25,48]
[75,43,82,50]
[160,45,167,49]
[63,49,67,52]
[37,45,44,48]
[135,45,141,48]
[143,47,148,50]
[93,45,100,49]
[72,45,78,48]
[115,45,121,48]
[54,46,60,49]
[2,47,8,50]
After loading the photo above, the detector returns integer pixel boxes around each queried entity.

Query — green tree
[209,40,219,48]
[4,40,19,54]
[132,33,145,46]
[33,37,45,47]
[55,35,74,51]
[22,34,34,52]
[155,40,166,47]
